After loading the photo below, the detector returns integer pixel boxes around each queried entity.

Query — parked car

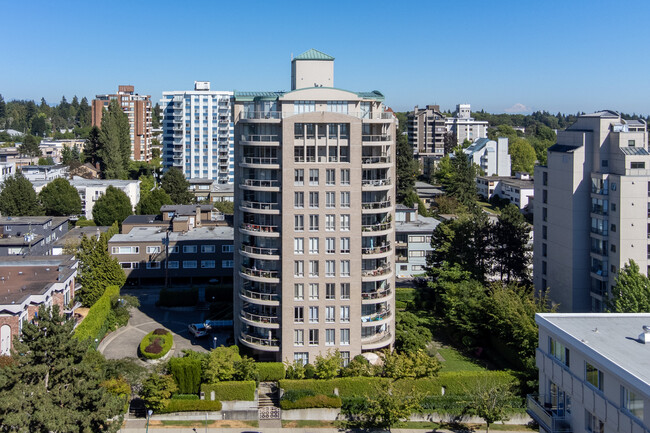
[188,323,208,338]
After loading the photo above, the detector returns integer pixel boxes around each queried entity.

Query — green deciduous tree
[343,382,422,431]
[203,345,241,383]
[19,134,41,157]
[39,177,82,216]
[0,306,123,432]
[140,373,177,412]
[395,311,432,353]
[0,172,42,216]
[607,260,650,312]
[161,168,193,204]
[214,200,234,215]
[509,137,536,174]
[98,100,131,179]
[465,381,515,433]
[76,224,126,307]
[341,355,373,377]
[380,349,440,379]
[233,356,259,381]
[92,185,133,226]
[137,188,172,215]
[314,350,342,379]
[492,204,531,283]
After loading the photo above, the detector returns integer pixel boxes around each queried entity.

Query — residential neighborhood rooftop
[110,225,234,243]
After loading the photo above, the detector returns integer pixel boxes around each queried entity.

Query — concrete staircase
[258,381,281,421]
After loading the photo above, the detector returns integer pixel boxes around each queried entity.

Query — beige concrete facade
[233,50,395,364]
[534,111,649,312]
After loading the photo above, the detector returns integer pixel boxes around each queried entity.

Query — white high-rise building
[534,111,649,312]
[161,82,234,183]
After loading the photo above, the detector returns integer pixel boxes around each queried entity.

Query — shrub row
[74,285,120,343]
[158,399,222,413]
[200,381,256,401]
[418,395,524,413]
[280,394,341,410]
[169,357,202,394]
[257,362,285,381]
[171,394,200,400]
[139,330,173,360]
[279,371,518,399]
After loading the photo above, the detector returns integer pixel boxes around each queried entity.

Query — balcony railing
[241,156,279,165]
[241,245,280,256]
[240,288,279,302]
[241,134,280,142]
[362,222,392,232]
[240,267,279,279]
[362,179,392,187]
[362,134,392,142]
[241,179,280,188]
[396,255,408,263]
[526,395,572,433]
[362,200,392,209]
[362,156,391,164]
[241,310,279,324]
[240,332,279,347]
[294,156,350,163]
[361,309,391,322]
[240,223,278,233]
[240,111,282,120]
[362,330,392,342]
[362,264,392,277]
[361,288,392,300]
[362,243,391,255]
[240,201,279,211]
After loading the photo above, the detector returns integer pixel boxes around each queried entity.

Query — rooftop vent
[640,325,650,344]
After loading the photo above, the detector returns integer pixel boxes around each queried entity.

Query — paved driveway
[99,288,229,360]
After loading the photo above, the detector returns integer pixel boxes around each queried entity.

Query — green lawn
[478,200,501,214]
[437,347,488,372]
[395,287,416,309]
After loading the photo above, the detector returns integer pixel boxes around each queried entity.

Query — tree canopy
[0,306,123,432]
[92,185,133,226]
[607,260,650,312]
[19,135,41,158]
[38,178,82,216]
[137,188,172,215]
[509,138,536,174]
[0,172,42,216]
[98,100,131,179]
[396,131,418,203]
[492,204,531,283]
[161,168,193,205]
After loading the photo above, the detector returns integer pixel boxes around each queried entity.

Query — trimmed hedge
[171,394,200,400]
[200,381,256,401]
[159,399,222,413]
[258,362,285,381]
[280,394,342,410]
[139,329,173,360]
[169,357,202,394]
[279,371,519,399]
[74,285,120,343]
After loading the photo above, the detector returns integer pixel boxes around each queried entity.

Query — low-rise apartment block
[0,255,78,355]
[464,137,511,177]
[394,205,439,278]
[20,164,68,181]
[477,172,534,211]
[0,216,69,256]
[529,313,650,433]
[445,104,488,145]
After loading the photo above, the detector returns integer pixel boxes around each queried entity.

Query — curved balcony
[238,111,282,122]
[362,243,392,257]
[240,310,280,328]
[362,264,393,281]
[361,331,393,351]
[240,134,280,146]
[239,267,280,283]
[239,179,281,192]
[361,288,392,303]
[362,200,393,213]
[239,201,280,215]
[239,157,280,169]
[239,287,280,306]
[361,178,392,190]
[239,223,280,238]
[239,332,280,352]
[362,222,392,235]
[361,309,392,326]
[240,244,280,260]
[362,156,392,167]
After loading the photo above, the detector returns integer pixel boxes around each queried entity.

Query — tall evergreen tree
[0,93,5,120]
[76,97,91,127]
[396,131,419,202]
[92,185,133,226]
[606,260,650,313]
[98,100,130,179]
[19,134,41,157]
[0,306,123,432]
[492,204,531,283]
[161,168,193,204]
[38,178,82,216]
[84,125,102,167]
[0,172,42,216]
[444,149,479,209]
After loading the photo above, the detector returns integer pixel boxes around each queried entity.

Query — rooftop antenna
[291,52,293,61]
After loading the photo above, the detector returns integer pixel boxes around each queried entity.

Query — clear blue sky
[2,0,649,115]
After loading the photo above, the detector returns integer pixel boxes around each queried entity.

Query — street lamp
[145,409,153,433]
[213,336,217,349]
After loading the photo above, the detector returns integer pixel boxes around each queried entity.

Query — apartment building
[20,164,68,181]
[0,216,69,256]
[528,313,650,433]
[233,49,396,363]
[407,105,447,178]
[0,161,15,182]
[31,178,140,220]
[534,111,649,312]
[464,137,512,177]
[92,85,153,161]
[0,255,78,355]
[477,172,534,211]
[394,205,439,278]
[161,81,234,183]
[445,104,488,144]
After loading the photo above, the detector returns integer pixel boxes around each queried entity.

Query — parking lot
[98,288,232,360]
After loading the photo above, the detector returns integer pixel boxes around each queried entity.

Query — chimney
[195,206,202,227]
[639,326,650,344]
